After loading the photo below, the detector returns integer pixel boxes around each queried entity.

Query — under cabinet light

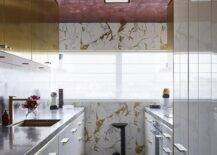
[22,62,29,65]
[45,61,51,65]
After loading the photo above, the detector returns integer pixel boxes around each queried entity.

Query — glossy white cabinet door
[76,113,85,155]
[36,112,85,155]
[59,112,85,155]
[144,113,155,155]
[36,136,59,155]
[71,113,85,155]
[59,122,77,155]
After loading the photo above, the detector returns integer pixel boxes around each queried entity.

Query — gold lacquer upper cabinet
[3,0,32,59]
[0,0,4,47]
[167,0,174,50]
[31,23,59,64]
[4,0,32,23]
[31,0,59,53]
[31,0,59,64]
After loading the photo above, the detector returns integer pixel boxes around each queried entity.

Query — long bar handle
[174,143,188,152]
[163,133,172,139]
[48,153,57,155]
[162,147,172,154]
[71,128,77,133]
[61,138,70,144]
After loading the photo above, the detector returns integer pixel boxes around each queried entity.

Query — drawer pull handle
[162,147,172,154]
[163,133,172,139]
[174,143,188,152]
[147,139,153,144]
[147,120,152,124]
[78,137,83,141]
[49,153,57,155]
[71,128,77,133]
[156,135,163,139]
[61,138,69,144]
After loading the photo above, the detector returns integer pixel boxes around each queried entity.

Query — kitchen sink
[15,119,60,127]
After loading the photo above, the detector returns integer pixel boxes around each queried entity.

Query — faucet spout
[9,96,27,125]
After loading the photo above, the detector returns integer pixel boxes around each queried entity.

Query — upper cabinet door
[3,0,32,59]
[1,0,59,62]
[0,0,4,46]
[4,23,32,59]
[167,0,174,50]
[4,0,32,23]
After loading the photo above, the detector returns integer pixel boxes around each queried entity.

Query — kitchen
[0,0,217,155]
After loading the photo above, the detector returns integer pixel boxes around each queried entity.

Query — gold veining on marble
[75,102,146,155]
[60,23,168,51]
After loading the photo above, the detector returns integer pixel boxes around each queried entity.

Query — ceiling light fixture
[105,0,130,3]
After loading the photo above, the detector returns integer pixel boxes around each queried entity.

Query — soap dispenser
[2,110,10,126]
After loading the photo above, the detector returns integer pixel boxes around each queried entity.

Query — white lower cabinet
[36,136,59,155]
[74,113,85,155]
[36,112,84,155]
[144,111,173,155]
[144,113,155,155]
[59,123,74,155]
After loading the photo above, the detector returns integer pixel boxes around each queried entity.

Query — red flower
[31,95,40,101]
[22,95,40,110]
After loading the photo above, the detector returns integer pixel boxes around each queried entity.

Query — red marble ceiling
[57,0,168,23]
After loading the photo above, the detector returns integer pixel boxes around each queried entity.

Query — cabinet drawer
[59,112,84,155]
[36,135,59,155]
[36,112,85,155]
[144,112,155,123]
[59,123,74,155]
[161,146,173,155]
[72,113,84,137]
[162,124,173,150]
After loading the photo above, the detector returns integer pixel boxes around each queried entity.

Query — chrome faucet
[9,96,27,125]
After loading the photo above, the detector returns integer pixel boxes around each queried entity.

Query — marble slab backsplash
[73,101,154,155]
[59,23,168,51]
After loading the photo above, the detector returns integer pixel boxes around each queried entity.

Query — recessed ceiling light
[22,62,29,65]
[45,61,51,64]
[105,0,130,3]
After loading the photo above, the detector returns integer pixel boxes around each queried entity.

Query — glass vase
[26,108,38,119]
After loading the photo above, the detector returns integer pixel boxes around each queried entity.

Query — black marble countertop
[0,106,84,155]
[144,107,173,129]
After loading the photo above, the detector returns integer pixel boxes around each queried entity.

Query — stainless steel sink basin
[15,119,60,127]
